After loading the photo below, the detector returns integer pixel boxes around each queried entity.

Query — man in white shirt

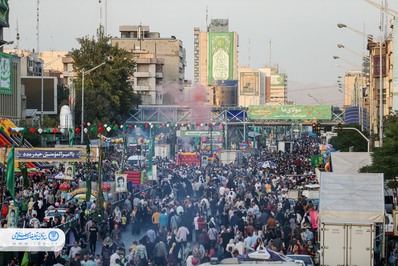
[176,225,190,246]
[69,241,82,261]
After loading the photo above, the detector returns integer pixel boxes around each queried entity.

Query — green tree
[360,113,398,189]
[70,30,141,126]
[329,123,369,152]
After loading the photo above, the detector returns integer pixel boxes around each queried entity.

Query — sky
[7,0,398,106]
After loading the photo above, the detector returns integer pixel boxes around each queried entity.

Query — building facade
[193,19,239,93]
[111,25,186,105]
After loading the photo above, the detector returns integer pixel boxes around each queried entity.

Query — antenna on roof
[16,19,20,50]
[269,38,272,67]
[248,38,251,68]
[206,6,209,32]
[36,0,40,54]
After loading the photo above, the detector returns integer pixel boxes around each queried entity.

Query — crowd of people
[1,135,327,266]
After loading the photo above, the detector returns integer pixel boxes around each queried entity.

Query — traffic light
[312,123,317,132]
[317,123,321,132]
[337,123,343,132]
[137,145,141,153]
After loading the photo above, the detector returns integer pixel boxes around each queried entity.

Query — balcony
[134,72,152,78]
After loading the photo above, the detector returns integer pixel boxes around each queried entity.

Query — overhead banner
[248,105,332,120]
[0,52,13,95]
[179,130,222,137]
[15,148,87,162]
[0,228,65,252]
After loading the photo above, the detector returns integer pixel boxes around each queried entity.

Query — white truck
[319,222,374,266]
[219,150,242,165]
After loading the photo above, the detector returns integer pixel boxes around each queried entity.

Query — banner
[115,174,127,193]
[179,130,222,137]
[271,74,286,86]
[15,148,87,162]
[208,32,234,83]
[240,72,259,95]
[0,228,65,252]
[248,105,332,120]
[0,52,12,95]
[0,0,9,27]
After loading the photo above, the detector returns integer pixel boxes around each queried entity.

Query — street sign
[321,132,338,137]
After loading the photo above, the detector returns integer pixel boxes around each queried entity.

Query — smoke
[159,82,212,124]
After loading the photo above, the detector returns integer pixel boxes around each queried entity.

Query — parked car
[286,255,315,266]
[43,208,68,223]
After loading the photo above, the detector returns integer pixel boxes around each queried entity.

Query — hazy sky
[7,0,398,106]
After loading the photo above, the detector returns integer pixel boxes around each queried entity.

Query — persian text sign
[15,148,87,162]
[248,105,332,120]
[179,130,222,137]
[0,228,65,252]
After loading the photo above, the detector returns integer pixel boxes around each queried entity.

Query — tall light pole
[81,62,106,144]
[40,57,60,127]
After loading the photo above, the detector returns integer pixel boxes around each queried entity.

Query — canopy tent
[330,152,371,173]
[257,161,277,168]
[319,172,384,223]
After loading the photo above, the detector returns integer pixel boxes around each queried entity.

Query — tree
[70,30,141,126]
[360,112,398,189]
[329,123,368,152]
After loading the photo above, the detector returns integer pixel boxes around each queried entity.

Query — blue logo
[48,231,59,242]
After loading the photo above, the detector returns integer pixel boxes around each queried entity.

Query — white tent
[330,152,371,173]
[319,172,384,223]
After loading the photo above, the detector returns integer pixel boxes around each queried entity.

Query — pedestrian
[88,220,99,254]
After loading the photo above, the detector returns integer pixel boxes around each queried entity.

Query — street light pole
[81,62,106,144]
[340,127,370,152]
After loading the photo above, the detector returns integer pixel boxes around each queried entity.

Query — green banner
[271,74,286,86]
[208,32,234,84]
[248,105,332,120]
[179,130,222,137]
[0,52,12,95]
[0,0,9,27]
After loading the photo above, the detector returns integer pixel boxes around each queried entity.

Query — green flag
[18,128,26,147]
[69,128,75,147]
[20,251,29,266]
[6,146,15,199]
[20,162,29,188]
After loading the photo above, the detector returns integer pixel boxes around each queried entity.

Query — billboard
[248,105,332,120]
[0,52,12,95]
[208,32,234,84]
[271,74,286,86]
[240,72,259,95]
[22,76,58,115]
[15,148,87,162]
[179,130,222,137]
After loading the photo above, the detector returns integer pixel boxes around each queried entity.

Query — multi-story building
[111,25,186,105]
[194,19,239,98]
[131,50,164,105]
[367,35,393,145]
[343,70,365,108]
